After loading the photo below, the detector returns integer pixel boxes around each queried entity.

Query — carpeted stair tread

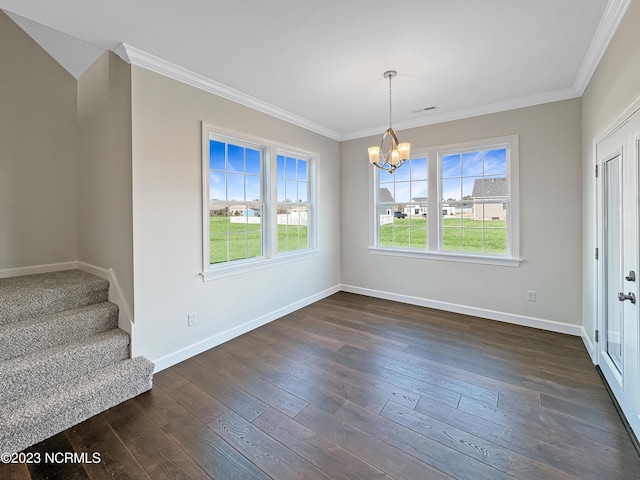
[0,270,109,325]
[0,329,131,405]
[0,302,119,361]
[0,356,154,454]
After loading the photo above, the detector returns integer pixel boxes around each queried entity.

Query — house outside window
[372,135,519,266]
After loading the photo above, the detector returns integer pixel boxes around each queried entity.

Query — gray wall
[129,66,341,365]
[0,11,78,270]
[340,99,583,329]
[77,51,134,316]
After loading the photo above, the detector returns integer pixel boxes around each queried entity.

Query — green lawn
[209,216,308,263]
[380,217,507,254]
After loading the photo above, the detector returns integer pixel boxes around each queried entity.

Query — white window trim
[201,122,318,281]
[370,134,521,266]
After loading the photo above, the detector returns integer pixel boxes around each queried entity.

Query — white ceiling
[1,1,630,140]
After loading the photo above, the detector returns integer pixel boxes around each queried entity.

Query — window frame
[370,134,520,267]
[202,123,318,280]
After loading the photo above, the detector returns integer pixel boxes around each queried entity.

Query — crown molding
[573,0,632,95]
[114,43,342,141]
[341,86,581,141]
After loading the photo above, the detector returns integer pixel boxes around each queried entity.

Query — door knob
[618,292,636,304]
[626,270,636,282]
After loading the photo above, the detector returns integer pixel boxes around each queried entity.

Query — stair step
[0,270,109,325]
[0,302,119,362]
[0,356,154,454]
[0,329,130,405]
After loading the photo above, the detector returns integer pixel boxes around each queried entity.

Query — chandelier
[368,70,411,174]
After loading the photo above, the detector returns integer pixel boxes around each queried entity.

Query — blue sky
[379,149,506,203]
[209,140,308,203]
[442,148,506,201]
[209,140,261,202]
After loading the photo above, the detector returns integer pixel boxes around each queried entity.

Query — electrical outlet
[188,312,197,326]
[527,290,537,302]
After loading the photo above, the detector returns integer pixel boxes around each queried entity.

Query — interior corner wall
[77,52,134,311]
[129,66,341,367]
[340,99,583,330]
[581,0,640,345]
[0,11,78,270]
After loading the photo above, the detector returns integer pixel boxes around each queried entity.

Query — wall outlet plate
[188,312,197,326]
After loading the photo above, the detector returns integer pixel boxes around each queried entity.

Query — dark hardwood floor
[3,292,640,479]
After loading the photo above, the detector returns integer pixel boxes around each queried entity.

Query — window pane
[297,160,308,181]
[484,148,507,175]
[227,173,244,201]
[411,180,427,200]
[462,227,484,253]
[442,178,461,202]
[246,148,261,175]
[277,205,309,252]
[229,233,247,261]
[393,164,411,182]
[285,156,296,178]
[411,157,428,180]
[277,179,286,202]
[209,209,229,264]
[285,179,297,202]
[461,151,482,176]
[298,181,308,202]
[463,177,482,198]
[228,144,244,173]
[394,182,411,203]
[442,154,461,178]
[443,226,462,251]
[247,231,262,257]
[277,155,285,178]
[485,227,507,254]
[379,185,394,204]
[210,140,225,170]
[210,171,226,201]
[245,175,260,201]
[410,221,427,248]
[210,234,228,264]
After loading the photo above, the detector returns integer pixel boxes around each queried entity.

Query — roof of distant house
[472,178,507,198]
[379,188,394,203]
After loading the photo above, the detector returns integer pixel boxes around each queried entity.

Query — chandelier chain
[388,73,393,129]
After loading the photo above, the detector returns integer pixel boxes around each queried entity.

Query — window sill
[202,249,320,281]
[368,247,521,267]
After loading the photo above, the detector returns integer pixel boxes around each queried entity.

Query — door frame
[594,96,640,439]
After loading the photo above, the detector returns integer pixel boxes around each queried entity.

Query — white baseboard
[0,261,78,279]
[340,284,583,337]
[582,327,597,364]
[151,284,341,373]
[76,262,133,337]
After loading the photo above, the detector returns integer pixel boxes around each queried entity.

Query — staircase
[0,269,154,454]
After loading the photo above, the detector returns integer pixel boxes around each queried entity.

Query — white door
[597,108,640,437]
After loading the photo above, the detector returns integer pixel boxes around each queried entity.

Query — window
[202,123,316,278]
[378,157,428,249]
[208,138,264,264]
[372,135,519,266]
[277,153,310,253]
